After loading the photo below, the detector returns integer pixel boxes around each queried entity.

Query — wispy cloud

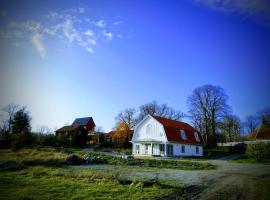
[31,33,46,58]
[0,7,123,57]
[94,20,106,28]
[194,0,270,27]
[102,30,113,40]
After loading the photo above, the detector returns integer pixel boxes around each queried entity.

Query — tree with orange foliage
[111,122,133,148]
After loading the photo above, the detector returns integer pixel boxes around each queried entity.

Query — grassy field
[0,147,214,200]
[0,166,187,200]
[229,154,270,164]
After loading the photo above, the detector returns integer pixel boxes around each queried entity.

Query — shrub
[65,155,85,165]
[246,142,269,162]
[0,160,23,171]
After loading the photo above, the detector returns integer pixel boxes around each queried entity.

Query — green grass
[86,151,215,170]
[256,176,270,200]
[0,166,182,200]
[0,147,215,170]
[229,155,270,164]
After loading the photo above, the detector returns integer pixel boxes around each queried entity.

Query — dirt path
[72,160,270,199]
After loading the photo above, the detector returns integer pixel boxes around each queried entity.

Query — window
[159,144,165,154]
[196,146,199,154]
[181,145,185,153]
[146,124,152,135]
[160,132,163,136]
[167,144,173,156]
[194,132,200,142]
[180,130,187,140]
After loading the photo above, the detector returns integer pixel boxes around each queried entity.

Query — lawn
[0,166,182,200]
[229,154,270,164]
[0,147,215,170]
[0,147,214,199]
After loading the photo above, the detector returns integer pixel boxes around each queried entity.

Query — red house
[72,117,96,133]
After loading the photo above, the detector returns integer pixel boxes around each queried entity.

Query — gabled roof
[56,125,81,132]
[72,117,94,126]
[152,116,204,145]
[256,127,270,140]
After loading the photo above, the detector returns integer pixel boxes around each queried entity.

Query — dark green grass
[0,166,183,200]
[229,155,270,164]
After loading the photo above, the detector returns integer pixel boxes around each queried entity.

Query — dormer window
[180,130,187,140]
[194,132,200,142]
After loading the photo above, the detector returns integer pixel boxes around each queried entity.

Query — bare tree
[220,115,242,142]
[137,101,185,122]
[187,84,230,146]
[245,115,259,133]
[36,125,53,134]
[2,104,19,134]
[115,108,137,129]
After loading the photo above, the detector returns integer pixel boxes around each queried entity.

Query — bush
[0,160,23,171]
[65,155,85,165]
[246,142,269,162]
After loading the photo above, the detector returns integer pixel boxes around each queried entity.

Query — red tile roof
[55,125,81,132]
[256,130,270,140]
[153,116,204,145]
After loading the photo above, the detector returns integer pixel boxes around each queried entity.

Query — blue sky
[0,0,270,132]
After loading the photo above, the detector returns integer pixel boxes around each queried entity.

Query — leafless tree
[220,115,242,142]
[187,84,230,146]
[245,115,259,133]
[115,108,137,129]
[36,125,53,134]
[2,103,19,134]
[137,101,185,122]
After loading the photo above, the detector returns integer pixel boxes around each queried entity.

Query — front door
[145,144,152,155]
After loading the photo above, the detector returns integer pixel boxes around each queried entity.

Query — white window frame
[180,130,187,140]
[194,132,200,142]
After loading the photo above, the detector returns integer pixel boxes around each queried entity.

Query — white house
[131,115,204,157]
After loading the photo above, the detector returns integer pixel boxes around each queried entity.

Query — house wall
[132,115,203,157]
[132,116,167,142]
[172,143,203,157]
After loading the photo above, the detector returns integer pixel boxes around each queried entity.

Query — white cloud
[31,33,46,58]
[85,30,94,37]
[194,0,270,27]
[86,47,93,53]
[0,8,123,56]
[103,31,113,40]
[113,21,122,26]
[78,6,85,14]
[94,20,106,28]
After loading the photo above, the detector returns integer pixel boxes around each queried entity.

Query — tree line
[114,84,270,147]
[1,84,270,148]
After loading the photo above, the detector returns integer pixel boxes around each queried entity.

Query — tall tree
[115,108,137,130]
[111,122,133,148]
[2,104,19,134]
[245,115,259,133]
[187,84,230,146]
[137,101,184,122]
[11,108,31,135]
[220,115,242,142]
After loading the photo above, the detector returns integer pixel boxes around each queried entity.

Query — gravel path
[72,159,270,199]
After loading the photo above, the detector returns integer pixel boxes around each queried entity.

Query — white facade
[131,115,203,157]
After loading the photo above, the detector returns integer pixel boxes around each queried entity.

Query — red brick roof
[153,116,204,145]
